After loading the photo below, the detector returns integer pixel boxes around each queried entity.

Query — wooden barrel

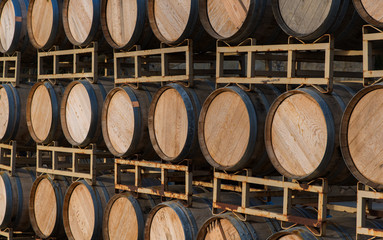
[197,213,281,240]
[340,84,383,189]
[102,84,159,159]
[199,0,286,44]
[0,168,35,231]
[62,0,103,47]
[272,0,364,49]
[147,0,213,50]
[100,0,157,50]
[148,81,214,163]
[27,0,68,50]
[353,0,383,28]
[60,80,113,147]
[29,175,70,239]
[0,84,32,145]
[198,85,281,173]
[63,176,115,240]
[265,85,358,184]
[26,81,66,145]
[0,0,31,54]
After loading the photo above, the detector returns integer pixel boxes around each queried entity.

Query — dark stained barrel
[353,0,383,28]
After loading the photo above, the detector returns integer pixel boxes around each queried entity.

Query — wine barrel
[197,213,281,240]
[61,80,113,147]
[272,0,364,49]
[148,81,214,163]
[147,0,213,51]
[27,0,68,50]
[102,84,159,159]
[0,168,35,231]
[353,0,383,28]
[26,81,66,145]
[265,85,358,184]
[100,0,157,50]
[0,84,32,145]
[340,84,383,189]
[0,0,31,54]
[199,0,286,44]
[29,175,70,239]
[198,85,281,173]
[62,0,103,47]
[63,176,115,240]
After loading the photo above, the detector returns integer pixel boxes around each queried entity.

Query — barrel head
[30,84,53,142]
[30,0,54,48]
[201,218,241,239]
[0,87,10,140]
[67,0,93,44]
[0,176,8,226]
[148,206,185,240]
[0,0,15,52]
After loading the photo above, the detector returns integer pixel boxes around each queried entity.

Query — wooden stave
[265,85,357,184]
[198,85,281,173]
[29,175,70,239]
[60,80,113,147]
[100,0,158,50]
[0,168,35,231]
[148,81,214,163]
[102,84,159,159]
[26,81,66,145]
[27,0,69,50]
[0,84,32,145]
[353,0,383,28]
[199,0,286,45]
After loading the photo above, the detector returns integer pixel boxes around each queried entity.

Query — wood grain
[278,0,332,35]
[33,178,57,237]
[31,0,54,47]
[0,176,7,225]
[203,91,250,168]
[31,85,53,142]
[106,0,137,47]
[0,87,9,139]
[107,196,138,240]
[279,235,301,240]
[271,93,327,177]
[67,0,93,43]
[149,206,185,240]
[65,83,91,144]
[68,184,95,240]
[0,0,15,51]
[361,0,383,22]
[153,0,191,42]
[106,90,134,155]
[153,88,188,158]
[207,0,250,38]
[204,218,240,240]
[348,89,383,186]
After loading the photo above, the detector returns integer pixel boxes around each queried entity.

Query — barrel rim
[0,0,25,54]
[62,0,101,46]
[353,0,383,28]
[148,83,196,162]
[147,0,199,45]
[27,0,61,50]
[100,0,146,49]
[340,84,383,189]
[265,89,335,180]
[271,0,341,41]
[101,86,142,157]
[198,86,258,171]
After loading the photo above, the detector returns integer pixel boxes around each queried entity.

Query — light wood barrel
[26,81,66,145]
[272,0,364,49]
[147,0,213,50]
[62,0,103,46]
[0,0,31,54]
[100,0,157,50]
[199,0,286,44]
[61,80,113,147]
[29,175,70,239]
[353,0,383,28]
[148,81,214,163]
[198,85,281,173]
[102,84,159,159]
[340,84,383,189]
[27,0,68,50]
[0,84,32,145]
[197,213,281,240]
[265,85,358,184]
[0,168,35,231]
[63,176,115,240]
